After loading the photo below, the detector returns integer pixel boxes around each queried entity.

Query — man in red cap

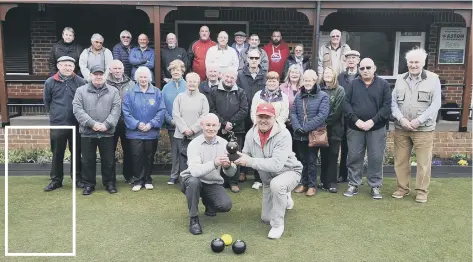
[234,103,302,239]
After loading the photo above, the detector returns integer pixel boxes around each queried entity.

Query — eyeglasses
[121,36,131,39]
[249,57,260,60]
[359,66,372,71]
[94,41,103,44]
[331,35,340,38]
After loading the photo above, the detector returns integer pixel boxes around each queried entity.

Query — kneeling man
[235,103,302,239]
[180,113,237,235]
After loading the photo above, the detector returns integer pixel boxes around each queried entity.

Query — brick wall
[30,14,57,76]
[7,82,43,98]
[0,128,50,150]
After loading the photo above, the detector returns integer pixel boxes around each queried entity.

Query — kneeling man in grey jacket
[235,103,302,239]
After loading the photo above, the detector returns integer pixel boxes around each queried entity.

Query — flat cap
[345,50,360,57]
[57,56,76,63]
[90,65,105,74]
[234,31,246,37]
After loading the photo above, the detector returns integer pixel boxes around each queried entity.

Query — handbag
[302,98,329,147]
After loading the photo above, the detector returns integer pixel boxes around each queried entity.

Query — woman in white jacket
[250,71,290,125]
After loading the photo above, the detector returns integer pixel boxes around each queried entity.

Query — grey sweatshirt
[180,134,237,184]
[172,89,210,139]
[72,83,121,137]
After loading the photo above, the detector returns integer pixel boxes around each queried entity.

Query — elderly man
[205,31,239,75]
[180,113,236,235]
[391,48,441,203]
[49,27,83,76]
[130,34,155,83]
[263,31,290,78]
[112,30,134,78]
[162,33,189,84]
[79,33,113,82]
[43,56,86,192]
[188,26,216,81]
[337,50,361,183]
[231,31,249,57]
[209,68,249,193]
[107,60,135,184]
[235,103,302,239]
[198,64,220,102]
[283,44,311,79]
[343,58,391,199]
[73,65,121,195]
[239,34,269,73]
[318,29,351,75]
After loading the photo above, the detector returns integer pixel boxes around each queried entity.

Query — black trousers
[81,136,115,188]
[219,131,244,186]
[180,176,232,217]
[178,137,192,173]
[112,120,133,181]
[320,139,341,189]
[339,122,348,180]
[50,127,81,184]
[298,140,320,188]
[130,139,158,186]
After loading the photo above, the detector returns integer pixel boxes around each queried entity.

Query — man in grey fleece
[73,65,121,196]
[235,103,302,239]
[180,113,237,235]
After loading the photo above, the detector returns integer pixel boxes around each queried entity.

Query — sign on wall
[438,27,467,64]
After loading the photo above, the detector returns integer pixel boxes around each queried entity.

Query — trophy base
[228,153,241,162]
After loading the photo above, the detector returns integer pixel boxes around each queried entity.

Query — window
[3,8,31,74]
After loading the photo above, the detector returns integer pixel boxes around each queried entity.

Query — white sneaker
[132,185,142,192]
[144,184,154,190]
[252,182,263,189]
[286,192,294,210]
[268,226,284,239]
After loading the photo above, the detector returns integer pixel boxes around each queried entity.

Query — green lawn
[0,176,471,262]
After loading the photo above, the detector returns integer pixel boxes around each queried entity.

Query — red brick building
[0,1,471,132]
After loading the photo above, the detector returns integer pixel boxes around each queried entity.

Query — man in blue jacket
[129,34,155,83]
[43,56,86,192]
[112,30,134,78]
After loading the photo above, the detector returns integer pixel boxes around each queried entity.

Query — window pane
[345,32,395,76]
[398,42,421,74]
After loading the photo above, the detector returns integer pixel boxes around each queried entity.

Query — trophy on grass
[226,131,241,162]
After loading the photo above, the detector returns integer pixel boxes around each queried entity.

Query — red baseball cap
[256,103,276,117]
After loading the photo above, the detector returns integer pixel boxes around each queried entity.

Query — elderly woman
[249,71,289,189]
[172,72,210,172]
[291,69,330,197]
[122,66,166,192]
[162,59,187,185]
[318,67,345,193]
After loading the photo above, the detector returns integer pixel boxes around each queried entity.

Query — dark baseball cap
[90,65,105,74]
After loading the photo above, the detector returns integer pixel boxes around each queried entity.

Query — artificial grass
[0,176,471,262]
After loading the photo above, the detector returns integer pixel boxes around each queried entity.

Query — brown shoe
[231,185,240,193]
[294,185,308,193]
[415,193,427,203]
[306,187,316,197]
[239,173,247,182]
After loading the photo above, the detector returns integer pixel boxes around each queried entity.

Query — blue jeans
[297,140,319,188]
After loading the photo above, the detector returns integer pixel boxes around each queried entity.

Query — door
[393,32,426,75]
[176,21,248,51]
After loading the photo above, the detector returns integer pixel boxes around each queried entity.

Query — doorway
[175,21,249,50]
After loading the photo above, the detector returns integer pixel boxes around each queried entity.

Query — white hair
[405,48,428,66]
[120,30,132,38]
[91,33,104,41]
[201,113,220,124]
[206,64,219,72]
[218,31,229,38]
[330,29,341,36]
[166,33,176,41]
[186,72,201,83]
[134,66,152,82]
[109,59,124,70]
[221,67,238,77]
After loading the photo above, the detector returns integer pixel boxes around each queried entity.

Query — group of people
[43,26,441,239]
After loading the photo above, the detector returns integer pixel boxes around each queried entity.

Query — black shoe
[44,182,62,192]
[105,184,117,194]
[205,206,217,217]
[124,178,134,185]
[189,216,202,235]
[316,183,325,189]
[76,181,85,189]
[328,187,338,193]
[337,177,348,183]
[82,186,95,195]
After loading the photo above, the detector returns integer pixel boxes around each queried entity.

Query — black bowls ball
[210,238,225,253]
[232,240,246,254]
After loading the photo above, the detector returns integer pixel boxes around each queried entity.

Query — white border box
[4,126,76,257]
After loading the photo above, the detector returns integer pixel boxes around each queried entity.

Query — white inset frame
[393,31,426,76]
[4,126,76,257]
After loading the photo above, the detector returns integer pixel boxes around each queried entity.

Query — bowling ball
[232,239,246,254]
[221,234,233,246]
[210,238,225,253]
[226,140,238,154]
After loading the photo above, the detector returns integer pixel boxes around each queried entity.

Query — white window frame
[391,31,426,78]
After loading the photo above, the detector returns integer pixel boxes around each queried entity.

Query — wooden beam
[459,26,472,132]
[0,4,17,21]
[297,9,315,26]
[153,6,161,87]
[311,8,317,68]
[319,8,337,26]
[0,19,8,126]
[454,10,472,27]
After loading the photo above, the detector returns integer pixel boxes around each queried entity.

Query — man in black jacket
[43,56,86,192]
[209,68,249,193]
[48,27,83,76]
[337,50,360,183]
[198,64,220,102]
[161,33,189,85]
[343,58,391,200]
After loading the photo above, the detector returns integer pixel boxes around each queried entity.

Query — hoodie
[263,41,290,77]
